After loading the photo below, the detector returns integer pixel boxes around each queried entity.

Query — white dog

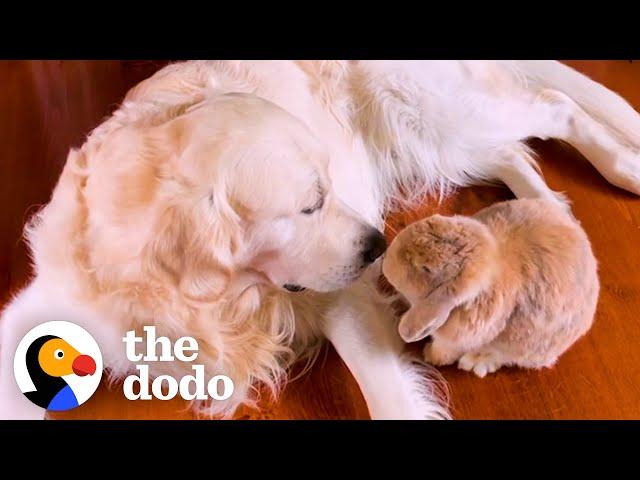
[1,61,638,419]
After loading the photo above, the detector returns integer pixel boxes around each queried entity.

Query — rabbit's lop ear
[398,256,470,343]
[397,215,494,343]
[398,291,457,343]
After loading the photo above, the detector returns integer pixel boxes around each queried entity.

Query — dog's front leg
[0,282,53,419]
[0,279,124,420]
[321,272,449,420]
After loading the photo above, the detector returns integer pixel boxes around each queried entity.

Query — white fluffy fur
[1,61,639,420]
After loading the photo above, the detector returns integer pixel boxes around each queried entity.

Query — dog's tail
[502,60,640,149]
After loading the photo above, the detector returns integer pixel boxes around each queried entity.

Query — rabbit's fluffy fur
[383,198,599,377]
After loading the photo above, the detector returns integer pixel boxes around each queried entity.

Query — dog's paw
[457,350,504,378]
[602,149,640,195]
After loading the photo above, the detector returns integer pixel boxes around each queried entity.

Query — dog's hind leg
[472,87,640,202]
[471,87,640,202]
[483,143,570,208]
[530,89,640,195]
[321,269,449,420]
[495,61,640,195]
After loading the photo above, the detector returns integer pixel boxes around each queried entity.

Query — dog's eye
[301,196,324,215]
[422,266,432,274]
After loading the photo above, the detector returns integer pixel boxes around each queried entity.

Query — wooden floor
[2,60,639,419]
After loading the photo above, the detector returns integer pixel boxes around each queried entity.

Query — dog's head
[382,214,496,342]
[74,93,385,302]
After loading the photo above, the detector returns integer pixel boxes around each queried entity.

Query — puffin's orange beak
[72,354,96,376]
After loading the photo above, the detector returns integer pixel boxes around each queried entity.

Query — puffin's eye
[54,349,64,360]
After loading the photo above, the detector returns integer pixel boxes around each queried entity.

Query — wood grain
[2,60,639,420]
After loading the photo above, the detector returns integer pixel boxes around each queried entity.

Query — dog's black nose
[362,229,387,264]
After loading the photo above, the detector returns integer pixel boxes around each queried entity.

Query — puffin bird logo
[24,335,97,410]
[14,321,103,413]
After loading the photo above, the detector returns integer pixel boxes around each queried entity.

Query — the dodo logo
[13,321,103,411]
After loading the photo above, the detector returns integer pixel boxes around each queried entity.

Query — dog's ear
[145,191,241,306]
[398,290,457,342]
[138,118,245,306]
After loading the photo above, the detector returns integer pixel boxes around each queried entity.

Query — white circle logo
[13,321,103,411]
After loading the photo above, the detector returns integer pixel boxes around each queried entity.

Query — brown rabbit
[382,198,599,377]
